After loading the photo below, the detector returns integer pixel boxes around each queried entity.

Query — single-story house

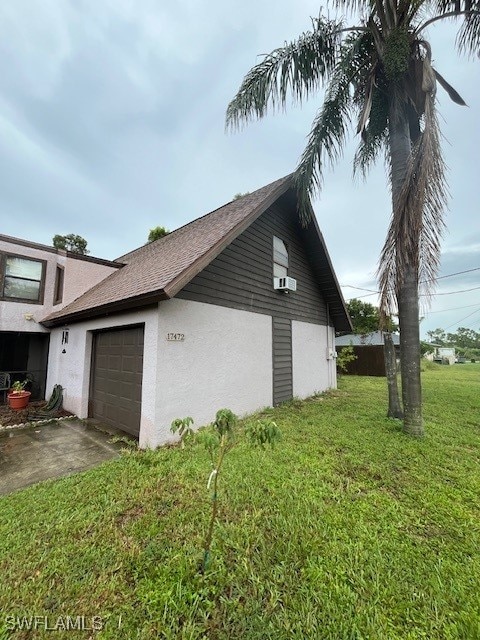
[3,175,351,446]
[424,345,456,365]
[335,331,400,377]
[335,331,400,348]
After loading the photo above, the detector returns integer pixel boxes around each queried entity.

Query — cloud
[0,1,477,336]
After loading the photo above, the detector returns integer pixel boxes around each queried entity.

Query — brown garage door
[89,325,144,437]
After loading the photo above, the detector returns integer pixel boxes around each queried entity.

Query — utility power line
[342,266,480,300]
[425,302,480,314]
[443,308,480,331]
[346,284,480,302]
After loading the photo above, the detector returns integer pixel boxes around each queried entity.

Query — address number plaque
[166,333,185,341]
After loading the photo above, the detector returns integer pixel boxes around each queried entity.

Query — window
[54,265,64,305]
[1,253,46,303]
[273,236,289,278]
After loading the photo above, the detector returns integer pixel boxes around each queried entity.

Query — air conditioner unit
[274,276,297,292]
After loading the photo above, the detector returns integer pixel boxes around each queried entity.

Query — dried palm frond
[378,92,447,321]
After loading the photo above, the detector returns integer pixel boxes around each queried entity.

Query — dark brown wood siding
[272,317,292,404]
[177,195,327,325]
[89,325,144,437]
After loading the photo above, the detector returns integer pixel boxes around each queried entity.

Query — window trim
[53,264,65,305]
[0,252,47,304]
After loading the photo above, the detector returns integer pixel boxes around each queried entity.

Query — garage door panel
[107,355,121,370]
[122,355,137,372]
[90,326,144,437]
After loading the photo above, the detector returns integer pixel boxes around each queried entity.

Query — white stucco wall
[292,320,337,398]
[153,298,273,447]
[46,308,159,447]
[45,300,335,449]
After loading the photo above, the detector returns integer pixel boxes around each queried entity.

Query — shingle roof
[42,175,294,326]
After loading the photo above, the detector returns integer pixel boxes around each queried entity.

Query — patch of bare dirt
[0,400,73,427]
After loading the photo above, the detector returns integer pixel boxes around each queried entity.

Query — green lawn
[1,365,479,639]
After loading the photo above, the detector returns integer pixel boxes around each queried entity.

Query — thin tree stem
[202,437,226,572]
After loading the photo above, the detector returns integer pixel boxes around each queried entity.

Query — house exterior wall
[435,347,456,365]
[178,196,328,325]
[45,307,159,447]
[62,256,118,306]
[153,298,273,447]
[0,239,60,333]
[46,298,273,448]
[0,237,117,333]
[272,317,293,405]
[425,347,455,364]
[47,298,338,448]
[292,321,336,398]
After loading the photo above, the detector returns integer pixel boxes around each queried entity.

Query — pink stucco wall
[62,256,118,307]
[0,237,118,333]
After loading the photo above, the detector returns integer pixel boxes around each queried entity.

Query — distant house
[335,331,400,377]
[336,331,400,348]
[2,175,351,446]
[424,345,456,365]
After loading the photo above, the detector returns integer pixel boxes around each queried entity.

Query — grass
[1,365,479,639]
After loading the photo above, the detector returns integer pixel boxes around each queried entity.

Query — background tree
[447,327,480,350]
[227,1,479,436]
[147,226,170,243]
[52,234,89,255]
[346,298,397,334]
[426,328,447,345]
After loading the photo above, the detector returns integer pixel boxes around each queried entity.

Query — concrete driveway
[0,419,126,496]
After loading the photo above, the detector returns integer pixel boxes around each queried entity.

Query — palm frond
[329,0,372,14]
[456,5,480,55]
[418,1,480,56]
[226,17,342,130]
[378,94,447,319]
[294,69,353,224]
[433,69,467,104]
[293,32,376,223]
[353,130,389,179]
[354,82,390,178]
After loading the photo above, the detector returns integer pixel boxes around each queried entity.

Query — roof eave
[41,290,169,327]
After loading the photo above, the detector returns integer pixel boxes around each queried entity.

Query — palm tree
[226,0,479,436]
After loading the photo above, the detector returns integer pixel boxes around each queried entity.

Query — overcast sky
[0,0,478,338]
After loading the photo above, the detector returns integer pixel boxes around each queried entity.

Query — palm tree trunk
[383,331,403,418]
[388,105,424,436]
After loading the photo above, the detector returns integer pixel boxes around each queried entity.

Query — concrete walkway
[0,419,126,496]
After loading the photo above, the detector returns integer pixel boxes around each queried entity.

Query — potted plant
[7,380,31,410]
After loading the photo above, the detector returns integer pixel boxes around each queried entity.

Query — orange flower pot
[7,391,31,410]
